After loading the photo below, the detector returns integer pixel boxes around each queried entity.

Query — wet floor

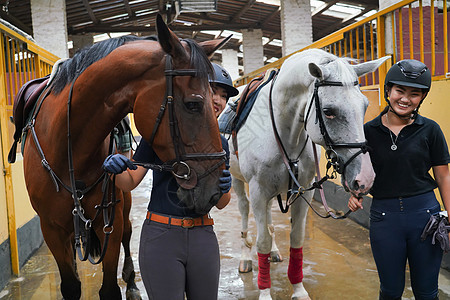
[2,173,450,299]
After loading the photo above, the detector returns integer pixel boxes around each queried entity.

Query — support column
[221,49,240,81]
[280,0,312,56]
[379,0,399,10]
[242,29,264,74]
[379,0,395,57]
[31,0,69,58]
[69,34,94,57]
[378,0,432,58]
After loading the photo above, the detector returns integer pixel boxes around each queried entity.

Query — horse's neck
[40,86,131,171]
[269,71,311,153]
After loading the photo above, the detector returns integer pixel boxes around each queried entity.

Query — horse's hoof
[126,288,142,300]
[259,288,272,300]
[238,260,253,273]
[292,296,311,300]
[269,251,283,262]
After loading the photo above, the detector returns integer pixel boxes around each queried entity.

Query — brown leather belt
[146,211,214,228]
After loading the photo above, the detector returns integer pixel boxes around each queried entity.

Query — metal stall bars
[234,0,450,104]
[0,22,58,276]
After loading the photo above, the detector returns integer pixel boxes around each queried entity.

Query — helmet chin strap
[386,100,417,120]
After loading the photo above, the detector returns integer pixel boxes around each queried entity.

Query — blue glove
[219,169,232,194]
[103,154,137,174]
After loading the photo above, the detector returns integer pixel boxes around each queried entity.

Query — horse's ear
[199,35,232,58]
[353,55,391,77]
[156,14,189,61]
[308,63,324,80]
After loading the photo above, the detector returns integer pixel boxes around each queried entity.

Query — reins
[24,74,122,264]
[67,79,119,264]
[268,71,362,219]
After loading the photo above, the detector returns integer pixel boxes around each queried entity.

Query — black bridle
[270,75,368,218]
[133,55,226,188]
[305,80,370,176]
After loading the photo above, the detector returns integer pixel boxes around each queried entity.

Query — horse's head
[303,50,390,197]
[133,15,229,214]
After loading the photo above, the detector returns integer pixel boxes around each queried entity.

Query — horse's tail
[89,228,102,259]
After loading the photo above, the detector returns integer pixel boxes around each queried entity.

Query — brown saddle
[8,75,50,163]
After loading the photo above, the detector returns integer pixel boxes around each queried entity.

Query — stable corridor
[2,173,450,299]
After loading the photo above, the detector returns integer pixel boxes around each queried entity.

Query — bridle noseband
[305,80,369,176]
[135,55,226,189]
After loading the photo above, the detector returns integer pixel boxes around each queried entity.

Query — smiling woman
[209,63,239,118]
[348,59,450,300]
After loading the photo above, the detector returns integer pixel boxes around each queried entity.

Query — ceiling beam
[312,0,339,17]
[82,0,99,24]
[123,0,134,18]
[69,22,262,34]
[232,0,256,22]
[0,10,33,34]
[316,5,376,38]
[261,7,280,30]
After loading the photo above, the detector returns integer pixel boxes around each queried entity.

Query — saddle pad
[233,69,277,134]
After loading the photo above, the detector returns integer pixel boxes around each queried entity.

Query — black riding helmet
[384,59,432,118]
[209,63,239,99]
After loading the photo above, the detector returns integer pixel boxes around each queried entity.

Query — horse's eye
[185,101,203,113]
[323,108,336,119]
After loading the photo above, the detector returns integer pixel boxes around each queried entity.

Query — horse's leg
[98,207,123,300]
[121,191,142,300]
[235,177,253,273]
[251,193,273,300]
[40,220,81,300]
[288,191,312,300]
[267,198,283,263]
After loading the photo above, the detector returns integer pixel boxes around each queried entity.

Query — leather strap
[146,211,214,228]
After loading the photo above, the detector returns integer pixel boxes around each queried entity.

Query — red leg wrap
[288,247,303,285]
[257,252,271,289]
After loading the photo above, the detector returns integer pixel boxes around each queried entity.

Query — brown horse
[18,15,228,300]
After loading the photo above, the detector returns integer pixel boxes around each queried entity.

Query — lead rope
[312,142,352,219]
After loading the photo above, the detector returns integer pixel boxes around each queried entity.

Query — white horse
[229,49,389,300]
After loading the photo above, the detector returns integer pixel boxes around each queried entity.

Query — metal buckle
[181,217,194,228]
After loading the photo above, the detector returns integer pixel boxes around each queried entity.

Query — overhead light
[178,0,217,13]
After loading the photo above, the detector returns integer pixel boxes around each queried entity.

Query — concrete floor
[2,173,450,300]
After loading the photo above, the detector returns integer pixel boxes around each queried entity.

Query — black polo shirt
[365,114,450,199]
[133,135,230,217]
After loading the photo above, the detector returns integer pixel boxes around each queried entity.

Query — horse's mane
[181,38,214,80]
[51,35,157,94]
[332,57,358,86]
[317,52,357,87]
[51,35,213,95]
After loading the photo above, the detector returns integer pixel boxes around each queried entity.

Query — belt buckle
[181,217,194,228]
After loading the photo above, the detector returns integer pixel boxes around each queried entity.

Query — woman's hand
[219,170,232,194]
[348,195,364,212]
[103,154,137,174]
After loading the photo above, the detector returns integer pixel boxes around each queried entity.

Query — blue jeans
[370,191,443,300]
